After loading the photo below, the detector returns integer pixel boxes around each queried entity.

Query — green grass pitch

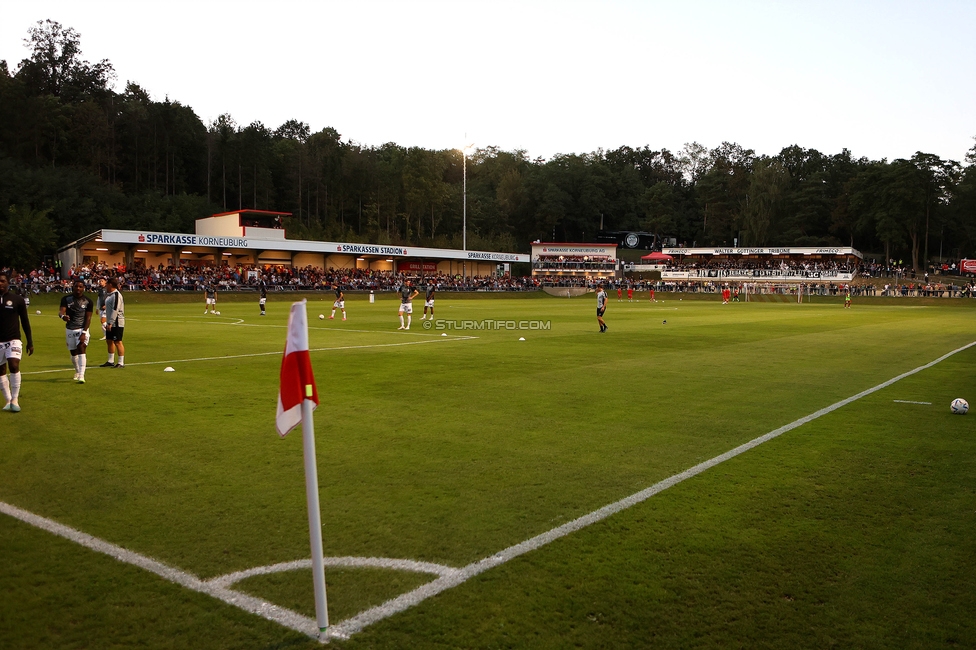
[1,291,975,649]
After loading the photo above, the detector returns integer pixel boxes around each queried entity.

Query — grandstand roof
[663,246,862,259]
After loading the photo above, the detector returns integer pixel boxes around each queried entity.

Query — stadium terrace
[56,210,528,278]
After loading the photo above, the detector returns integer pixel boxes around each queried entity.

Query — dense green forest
[1,20,975,272]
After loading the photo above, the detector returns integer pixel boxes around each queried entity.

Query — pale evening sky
[1,0,973,163]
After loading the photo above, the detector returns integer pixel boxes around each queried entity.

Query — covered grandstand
[56,210,528,279]
[657,246,862,283]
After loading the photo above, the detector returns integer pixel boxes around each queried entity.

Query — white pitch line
[129,316,448,338]
[3,340,974,643]
[207,557,458,590]
[893,399,932,405]
[0,500,321,638]
[21,336,477,376]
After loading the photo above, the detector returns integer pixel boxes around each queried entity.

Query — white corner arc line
[207,557,458,590]
[323,339,976,641]
[3,340,973,643]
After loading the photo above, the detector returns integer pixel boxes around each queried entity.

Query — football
[950,398,969,415]
[215,311,220,315]
[319,314,325,320]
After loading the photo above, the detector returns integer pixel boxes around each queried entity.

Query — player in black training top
[421,282,436,320]
[96,277,108,340]
[329,285,346,320]
[0,272,34,412]
[259,280,268,316]
[397,281,419,330]
[59,280,94,384]
[204,283,218,314]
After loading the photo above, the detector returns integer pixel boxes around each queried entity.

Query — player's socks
[116,356,125,367]
[79,354,87,379]
[107,353,115,365]
[0,374,10,404]
[399,316,405,329]
[406,316,412,329]
[9,372,21,402]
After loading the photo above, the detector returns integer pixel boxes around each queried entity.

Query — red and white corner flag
[277,300,319,437]
[276,300,329,633]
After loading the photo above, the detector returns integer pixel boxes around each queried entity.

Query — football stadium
[4,8,976,650]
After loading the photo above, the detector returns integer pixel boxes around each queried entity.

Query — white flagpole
[297,301,328,634]
[302,398,329,633]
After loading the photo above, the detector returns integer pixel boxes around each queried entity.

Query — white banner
[663,246,862,258]
[95,229,529,263]
[663,270,854,282]
[532,244,617,257]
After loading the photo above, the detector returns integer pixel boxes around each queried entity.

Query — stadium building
[530,242,619,280]
[57,210,528,278]
[654,246,863,283]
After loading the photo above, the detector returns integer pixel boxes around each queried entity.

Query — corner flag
[276,300,329,633]
[276,300,319,437]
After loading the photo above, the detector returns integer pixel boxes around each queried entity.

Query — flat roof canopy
[60,229,529,264]
[663,246,862,259]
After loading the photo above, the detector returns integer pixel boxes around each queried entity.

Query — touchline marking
[893,400,932,405]
[21,336,477,376]
[3,340,973,643]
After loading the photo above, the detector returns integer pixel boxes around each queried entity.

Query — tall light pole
[461,142,474,278]
[463,149,467,252]
[462,142,474,252]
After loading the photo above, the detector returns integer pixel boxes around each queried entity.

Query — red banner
[397,261,437,272]
[961,259,976,274]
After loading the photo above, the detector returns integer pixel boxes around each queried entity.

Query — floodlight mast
[461,141,474,276]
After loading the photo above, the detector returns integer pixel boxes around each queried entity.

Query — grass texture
[1,291,974,649]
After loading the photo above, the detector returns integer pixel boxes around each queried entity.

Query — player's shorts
[424,299,434,308]
[107,326,124,342]
[399,302,413,314]
[206,297,216,305]
[66,329,91,350]
[0,339,23,363]
[259,298,267,306]
[597,307,606,317]
[333,300,345,309]
[99,308,106,319]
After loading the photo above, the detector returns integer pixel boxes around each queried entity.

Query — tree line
[2,20,975,272]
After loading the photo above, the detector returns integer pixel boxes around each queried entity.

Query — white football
[950,398,969,415]
[215,311,220,315]
[318,314,325,320]
[35,310,41,315]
